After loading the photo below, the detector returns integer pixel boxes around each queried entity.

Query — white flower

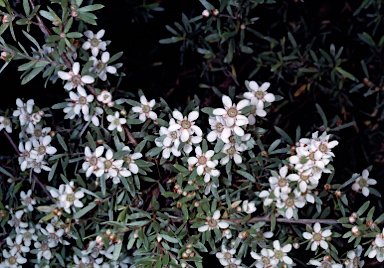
[40,224,67,248]
[0,116,12,133]
[82,146,105,177]
[367,228,384,262]
[26,125,51,142]
[132,95,157,122]
[57,62,95,91]
[213,95,249,131]
[122,146,142,174]
[20,189,36,211]
[222,229,232,239]
[269,166,297,198]
[17,227,37,247]
[30,136,57,161]
[207,116,230,142]
[69,86,94,116]
[7,210,28,232]
[276,192,305,219]
[242,200,256,214]
[34,241,52,261]
[187,146,216,176]
[345,245,364,268]
[271,240,293,265]
[50,182,84,214]
[198,210,229,232]
[82,29,107,56]
[13,98,34,128]
[302,222,332,251]
[168,110,202,142]
[99,149,127,182]
[90,52,117,81]
[351,169,377,197]
[216,246,236,266]
[1,249,27,267]
[244,81,275,107]
[84,106,104,127]
[251,248,278,268]
[220,143,246,165]
[107,111,126,132]
[6,236,30,254]
[259,189,275,207]
[97,90,112,104]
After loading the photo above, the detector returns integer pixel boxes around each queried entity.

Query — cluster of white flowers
[13,98,43,132]
[251,240,293,268]
[216,246,245,268]
[367,228,384,262]
[259,131,339,219]
[82,145,141,184]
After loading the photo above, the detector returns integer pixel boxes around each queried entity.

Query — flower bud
[2,15,9,24]
[293,242,300,249]
[349,216,355,223]
[212,9,219,16]
[107,101,114,107]
[202,10,210,17]
[240,24,246,30]
[324,184,331,191]
[352,226,360,236]
[156,234,162,242]
[335,190,341,198]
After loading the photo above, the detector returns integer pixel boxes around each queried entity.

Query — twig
[226,216,340,225]
[3,130,19,153]
[123,125,138,147]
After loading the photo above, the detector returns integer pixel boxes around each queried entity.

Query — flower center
[321,262,332,268]
[274,249,284,260]
[34,128,42,137]
[227,264,237,268]
[113,118,121,126]
[24,196,32,204]
[3,118,10,126]
[79,96,88,105]
[66,193,75,203]
[285,197,294,208]
[226,146,236,156]
[90,37,99,47]
[97,61,106,70]
[207,218,218,228]
[227,107,238,118]
[12,217,20,227]
[277,178,287,188]
[37,145,46,155]
[89,156,98,166]
[229,135,236,144]
[312,232,323,242]
[72,75,82,85]
[24,232,32,239]
[104,160,112,169]
[49,232,59,241]
[215,123,224,133]
[204,166,212,174]
[198,156,207,165]
[170,131,178,139]
[124,156,132,165]
[358,178,367,187]
[255,91,265,99]
[223,252,232,260]
[181,119,191,129]
[261,256,270,264]
[300,174,310,182]
[41,243,49,251]
[8,256,17,265]
[319,144,328,153]
[353,257,360,266]
[142,105,150,113]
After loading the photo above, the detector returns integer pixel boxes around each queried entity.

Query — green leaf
[73,202,97,219]
[108,52,123,64]
[21,66,44,85]
[274,126,293,145]
[159,37,183,44]
[235,170,256,183]
[23,0,30,16]
[112,242,122,261]
[160,234,179,243]
[0,166,13,177]
[357,201,370,216]
[66,32,83,38]
[315,103,328,128]
[77,4,104,12]
[56,133,68,151]
[335,67,358,82]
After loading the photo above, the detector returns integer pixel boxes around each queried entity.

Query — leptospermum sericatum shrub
[0,0,383,267]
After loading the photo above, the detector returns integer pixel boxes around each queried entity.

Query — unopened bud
[120,110,126,115]
[335,190,341,198]
[156,234,162,242]
[324,184,331,191]
[349,216,355,223]
[236,207,241,212]
[182,191,187,196]
[60,33,66,39]
[212,9,219,16]
[107,101,114,107]
[293,242,299,249]
[240,24,246,30]
[352,226,360,236]
[202,10,210,17]
[194,201,199,207]
[2,15,9,24]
